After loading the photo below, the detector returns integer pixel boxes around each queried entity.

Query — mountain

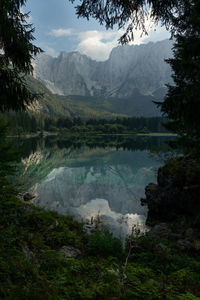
[57,92,161,118]
[26,76,126,118]
[34,39,173,100]
[27,76,161,118]
[26,76,71,118]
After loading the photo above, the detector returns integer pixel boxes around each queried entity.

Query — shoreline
[7,131,177,138]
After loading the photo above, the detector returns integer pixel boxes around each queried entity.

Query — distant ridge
[31,39,174,118]
[34,39,173,100]
[26,76,161,118]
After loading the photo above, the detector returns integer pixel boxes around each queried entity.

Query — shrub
[87,230,123,258]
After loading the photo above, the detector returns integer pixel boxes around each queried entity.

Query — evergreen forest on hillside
[26,75,162,119]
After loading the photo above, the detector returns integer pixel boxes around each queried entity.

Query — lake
[14,135,173,240]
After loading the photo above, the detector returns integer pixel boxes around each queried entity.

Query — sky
[25,0,170,61]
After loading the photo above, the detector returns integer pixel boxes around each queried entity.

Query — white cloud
[50,28,73,37]
[76,30,124,61]
[48,23,170,61]
[48,28,124,60]
[75,26,158,61]
[75,19,169,61]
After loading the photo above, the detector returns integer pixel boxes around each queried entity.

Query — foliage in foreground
[0,0,42,111]
[0,117,19,196]
[0,193,200,299]
[158,0,200,155]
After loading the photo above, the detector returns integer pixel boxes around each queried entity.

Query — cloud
[75,26,156,61]
[76,30,124,61]
[74,18,167,61]
[50,28,73,37]
[48,28,124,60]
[48,23,169,61]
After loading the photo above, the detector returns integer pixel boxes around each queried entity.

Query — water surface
[15,135,172,239]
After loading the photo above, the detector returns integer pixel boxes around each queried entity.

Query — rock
[154,243,169,254]
[84,224,94,234]
[22,245,40,268]
[194,240,200,251]
[22,245,34,261]
[107,268,126,283]
[185,228,194,238]
[141,158,200,224]
[48,220,59,230]
[177,239,193,251]
[19,205,35,214]
[174,220,187,235]
[107,269,120,277]
[168,233,183,240]
[149,223,171,238]
[17,193,24,201]
[60,246,81,258]
[177,238,200,251]
[23,192,35,202]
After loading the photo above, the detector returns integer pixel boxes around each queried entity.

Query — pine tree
[70,0,191,43]
[0,0,42,111]
[160,0,200,148]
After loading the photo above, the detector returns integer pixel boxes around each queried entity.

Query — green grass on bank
[58,132,177,137]
[8,131,177,138]
[0,194,200,300]
[137,132,178,137]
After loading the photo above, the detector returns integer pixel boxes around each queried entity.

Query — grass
[137,132,178,136]
[59,132,176,137]
[8,131,176,138]
[0,193,200,300]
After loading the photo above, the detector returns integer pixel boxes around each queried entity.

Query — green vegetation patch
[0,194,200,299]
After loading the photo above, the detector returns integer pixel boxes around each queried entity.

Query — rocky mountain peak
[34,39,173,98]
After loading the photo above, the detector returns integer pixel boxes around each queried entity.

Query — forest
[2,111,168,134]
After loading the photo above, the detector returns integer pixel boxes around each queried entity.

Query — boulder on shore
[23,192,35,202]
[141,157,200,224]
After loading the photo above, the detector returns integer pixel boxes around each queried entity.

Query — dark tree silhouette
[0,0,42,111]
[70,0,191,43]
[159,0,200,148]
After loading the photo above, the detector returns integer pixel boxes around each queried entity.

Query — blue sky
[25,0,170,61]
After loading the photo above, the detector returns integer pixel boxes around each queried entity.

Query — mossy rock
[144,157,200,223]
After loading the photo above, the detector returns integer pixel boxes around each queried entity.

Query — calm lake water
[14,135,173,239]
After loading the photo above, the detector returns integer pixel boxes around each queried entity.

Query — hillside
[27,76,161,118]
[58,92,161,118]
[26,76,126,119]
[26,76,71,118]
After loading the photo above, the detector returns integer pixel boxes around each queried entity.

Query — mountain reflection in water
[15,135,174,239]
